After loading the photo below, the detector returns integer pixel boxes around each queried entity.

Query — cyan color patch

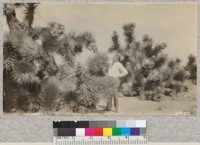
[121,128,131,136]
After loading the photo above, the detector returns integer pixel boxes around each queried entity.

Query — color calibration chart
[53,120,148,145]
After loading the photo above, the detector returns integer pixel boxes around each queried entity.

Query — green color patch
[112,128,121,136]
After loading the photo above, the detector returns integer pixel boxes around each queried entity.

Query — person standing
[107,54,128,112]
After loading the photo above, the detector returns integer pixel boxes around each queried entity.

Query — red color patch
[94,128,103,136]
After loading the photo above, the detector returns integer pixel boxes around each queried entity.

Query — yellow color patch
[103,128,112,136]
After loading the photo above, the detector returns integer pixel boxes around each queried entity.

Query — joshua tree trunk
[4,4,24,31]
[4,3,38,33]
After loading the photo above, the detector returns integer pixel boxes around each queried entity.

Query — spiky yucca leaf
[11,60,40,85]
[39,77,61,113]
[12,72,37,85]
[76,72,98,107]
[80,32,96,48]
[95,76,119,96]
[151,43,167,56]
[142,35,153,58]
[28,95,41,113]
[12,59,35,73]
[3,51,16,72]
[59,76,77,105]
[154,53,168,69]
[59,76,77,93]
[57,35,76,66]
[76,67,119,108]
[87,53,109,76]
[4,32,22,52]
[19,36,40,60]
[57,64,75,79]
[72,32,97,53]
[3,42,17,71]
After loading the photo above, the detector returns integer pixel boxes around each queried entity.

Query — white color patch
[75,128,85,136]
[136,120,146,128]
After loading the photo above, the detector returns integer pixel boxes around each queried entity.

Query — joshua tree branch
[23,3,39,30]
[4,4,23,31]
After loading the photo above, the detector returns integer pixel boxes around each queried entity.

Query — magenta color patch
[85,128,94,136]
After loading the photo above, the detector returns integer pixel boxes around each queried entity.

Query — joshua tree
[185,54,197,83]
[75,53,118,110]
[3,3,98,113]
[108,22,189,101]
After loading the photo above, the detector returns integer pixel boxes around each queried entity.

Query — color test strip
[53,120,146,128]
[53,120,146,137]
[55,128,146,136]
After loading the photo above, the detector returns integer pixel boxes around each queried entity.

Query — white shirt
[108,62,128,78]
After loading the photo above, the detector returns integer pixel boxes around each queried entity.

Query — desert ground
[6,81,196,116]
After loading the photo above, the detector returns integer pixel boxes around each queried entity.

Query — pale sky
[4,3,197,65]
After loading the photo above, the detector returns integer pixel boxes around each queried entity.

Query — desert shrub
[185,54,196,83]
[161,66,172,83]
[174,82,182,94]
[174,69,185,82]
[168,59,177,71]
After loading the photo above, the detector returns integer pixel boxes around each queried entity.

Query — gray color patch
[140,128,146,135]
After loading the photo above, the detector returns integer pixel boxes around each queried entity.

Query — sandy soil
[61,80,196,116]
[102,81,196,116]
[5,81,197,116]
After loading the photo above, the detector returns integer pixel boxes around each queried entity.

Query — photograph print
[3,3,197,115]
